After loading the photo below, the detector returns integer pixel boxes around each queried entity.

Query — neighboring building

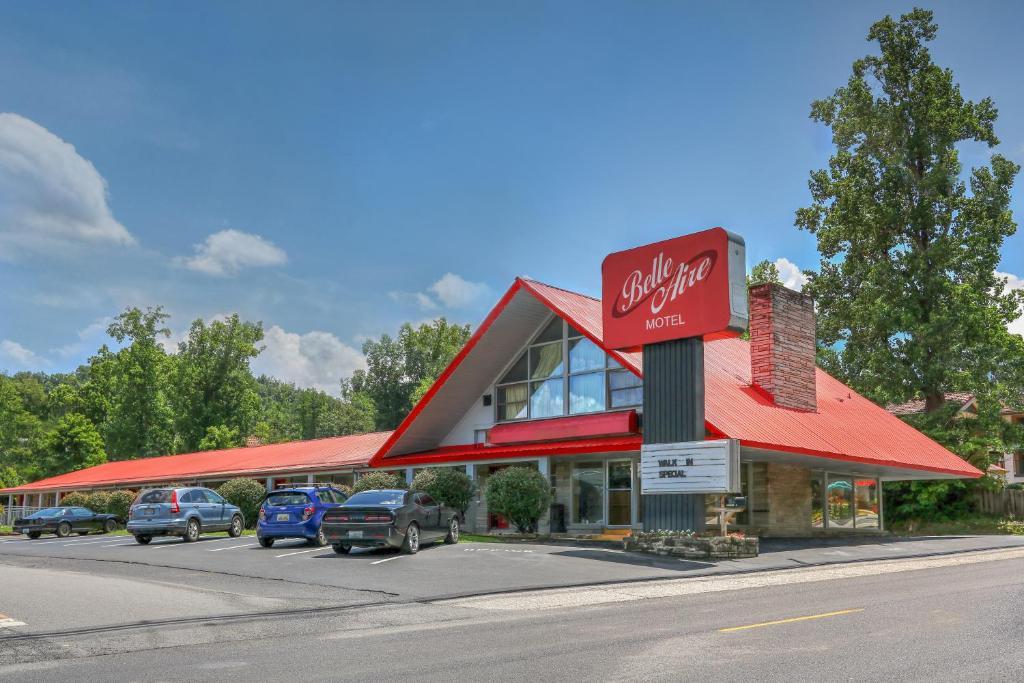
[2,277,982,536]
[888,393,1024,485]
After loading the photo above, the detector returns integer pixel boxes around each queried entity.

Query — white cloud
[775,257,809,292]
[251,325,365,396]
[0,113,135,258]
[178,229,287,277]
[51,317,112,358]
[0,339,48,369]
[428,272,493,308]
[997,270,1024,336]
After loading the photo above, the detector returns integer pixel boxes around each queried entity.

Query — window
[417,493,436,507]
[179,490,200,503]
[266,492,311,506]
[203,490,226,504]
[572,462,605,525]
[495,317,642,421]
[1015,451,1024,477]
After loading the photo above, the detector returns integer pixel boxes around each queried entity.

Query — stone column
[765,463,812,536]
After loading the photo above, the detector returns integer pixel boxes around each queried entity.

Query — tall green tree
[104,307,176,459]
[0,374,46,482]
[347,318,471,429]
[171,314,263,451]
[43,413,107,477]
[796,8,1022,412]
[747,259,782,287]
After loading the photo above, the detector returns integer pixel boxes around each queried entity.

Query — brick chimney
[748,283,817,412]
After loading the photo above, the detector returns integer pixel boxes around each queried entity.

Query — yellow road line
[719,608,864,633]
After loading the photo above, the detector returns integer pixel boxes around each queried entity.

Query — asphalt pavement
[2,543,1021,681]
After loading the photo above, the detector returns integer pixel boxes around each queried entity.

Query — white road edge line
[0,619,27,628]
[274,547,325,558]
[370,555,403,565]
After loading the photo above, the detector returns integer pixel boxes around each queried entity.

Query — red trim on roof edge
[740,440,982,478]
[374,435,644,467]
[369,279,527,466]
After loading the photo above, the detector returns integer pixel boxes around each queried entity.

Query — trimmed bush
[85,491,112,515]
[333,484,354,498]
[412,468,474,512]
[217,478,267,528]
[105,490,136,521]
[58,491,91,508]
[352,471,408,493]
[484,467,552,534]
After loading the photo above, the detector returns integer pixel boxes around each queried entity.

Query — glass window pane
[855,479,879,529]
[530,342,563,379]
[500,352,528,384]
[529,378,564,418]
[826,476,854,528]
[535,317,563,344]
[569,338,605,373]
[572,462,605,525]
[607,356,623,369]
[570,372,606,414]
[567,324,585,339]
[609,370,643,407]
[497,383,528,420]
[810,475,824,528]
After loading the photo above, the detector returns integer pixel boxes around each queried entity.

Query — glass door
[607,460,633,527]
[571,462,605,525]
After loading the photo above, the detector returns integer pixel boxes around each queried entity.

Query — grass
[890,514,1024,536]
[459,533,518,543]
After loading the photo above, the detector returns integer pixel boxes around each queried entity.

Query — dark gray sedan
[14,507,120,538]
[321,489,462,555]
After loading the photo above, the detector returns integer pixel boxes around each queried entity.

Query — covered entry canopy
[373,277,981,481]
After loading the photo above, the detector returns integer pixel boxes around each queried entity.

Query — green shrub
[485,467,552,534]
[85,491,112,515]
[333,484,354,498]
[412,468,474,512]
[105,490,136,521]
[352,471,408,493]
[58,491,91,508]
[217,478,267,528]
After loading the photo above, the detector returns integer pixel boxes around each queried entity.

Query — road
[1,534,1023,681]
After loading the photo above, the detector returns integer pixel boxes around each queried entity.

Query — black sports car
[14,506,120,539]
[321,489,462,555]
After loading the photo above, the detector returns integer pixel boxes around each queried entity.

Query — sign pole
[641,337,706,532]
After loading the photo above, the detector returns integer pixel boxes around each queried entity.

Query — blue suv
[128,487,244,544]
[256,485,349,548]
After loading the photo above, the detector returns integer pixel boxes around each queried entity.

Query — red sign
[601,227,747,349]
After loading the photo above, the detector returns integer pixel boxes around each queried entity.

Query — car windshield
[265,492,310,506]
[28,508,64,518]
[345,491,406,506]
[135,490,174,504]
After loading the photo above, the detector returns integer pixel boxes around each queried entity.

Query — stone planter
[623,532,758,559]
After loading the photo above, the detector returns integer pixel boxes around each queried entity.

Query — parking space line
[101,541,137,547]
[63,538,121,546]
[208,543,257,552]
[0,614,27,629]
[370,555,403,565]
[274,547,325,558]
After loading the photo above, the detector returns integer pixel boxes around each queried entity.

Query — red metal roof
[376,277,980,479]
[1,432,392,494]
[371,435,643,467]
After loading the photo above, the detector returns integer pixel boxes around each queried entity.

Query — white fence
[2,506,42,527]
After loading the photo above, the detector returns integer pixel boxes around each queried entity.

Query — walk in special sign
[640,439,741,495]
[601,227,748,349]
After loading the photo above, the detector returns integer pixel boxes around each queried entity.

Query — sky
[1,1,1023,395]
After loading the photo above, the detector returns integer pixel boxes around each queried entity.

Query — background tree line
[0,308,470,488]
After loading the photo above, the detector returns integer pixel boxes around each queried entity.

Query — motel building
[2,276,982,537]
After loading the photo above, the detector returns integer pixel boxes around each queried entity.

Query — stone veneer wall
[765,463,813,536]
[748,283,817,412]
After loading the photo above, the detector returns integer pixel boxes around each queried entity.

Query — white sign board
[640,439,741,495]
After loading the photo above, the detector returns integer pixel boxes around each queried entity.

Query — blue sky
[2,1,1022,394]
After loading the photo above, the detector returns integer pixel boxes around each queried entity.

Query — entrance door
[607,460,633,527]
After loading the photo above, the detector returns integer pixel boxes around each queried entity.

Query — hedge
[411,468,474,512]
[353,471,408,493]
[217,478,266,528]
[484,467,552,533]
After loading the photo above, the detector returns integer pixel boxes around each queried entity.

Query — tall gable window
[496,317,641,421]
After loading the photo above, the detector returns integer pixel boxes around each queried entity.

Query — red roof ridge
[518,276,601,302]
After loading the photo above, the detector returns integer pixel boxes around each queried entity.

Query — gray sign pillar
[642,337,707,532]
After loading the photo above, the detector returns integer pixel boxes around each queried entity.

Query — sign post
[602,227,747,532]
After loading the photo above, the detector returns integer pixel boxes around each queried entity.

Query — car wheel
[258,536,274,548]
[402,523,420,554]
[27,531,41,540]
[134,535,152,545]
[103,519,117,533]
[228,515,243,538]
[56,522,72,538]
[332,543,351,555]
[311,526,328,547]
[444,517,460,544]
[183,518,201,542]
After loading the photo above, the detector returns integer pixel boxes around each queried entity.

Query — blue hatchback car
[256,485,349,548]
